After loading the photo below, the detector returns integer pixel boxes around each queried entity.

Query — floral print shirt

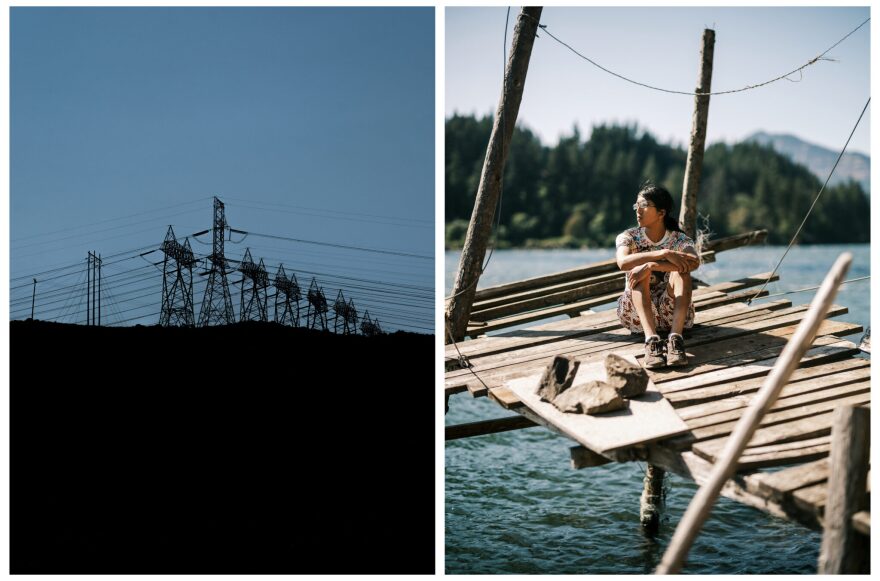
[615,227,699,288]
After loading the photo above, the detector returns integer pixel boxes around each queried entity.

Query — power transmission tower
[239,248,269,322]
[332,289,348,334]
[305,277,328,331]
[273,264,301,327]
[160,226,197,327]
[359,309,382,337]
[345,298,358,335]
[198,197,235,326]
[86,251,102,325]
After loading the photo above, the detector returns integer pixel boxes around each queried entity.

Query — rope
[757,275,869,301]
[522,13,869,96]
[445,324,491,394]
[746,97,870,305]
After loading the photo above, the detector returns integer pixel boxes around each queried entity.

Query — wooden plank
[570,445,613,469]
[655,320,862,390]
[451,287,778,365]
[692,400,871,460]
[689,391,871,447]
[701,229,768,253]
[683,380,870,431]
[445,415,537,440]
[645,444,818,528]
[470,275,627,322]
[504,355,689,454]
[487,386,523,410]
[851,511,870,535]
[672,351,871,414]
[452,271,781,359]
[660,338,861,402]
[471,270,624,314]
[749,458,829,501]
[449,300,810,386]
[447,305,854,397]
[469,251,717,304]
[737,438,832,471]
[675,360,870,420]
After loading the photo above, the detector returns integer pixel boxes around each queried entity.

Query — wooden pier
[445,233,870,565]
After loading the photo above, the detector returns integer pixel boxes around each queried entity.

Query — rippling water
[445,244,869,574]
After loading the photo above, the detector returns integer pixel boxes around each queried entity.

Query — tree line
[446,114,870,248]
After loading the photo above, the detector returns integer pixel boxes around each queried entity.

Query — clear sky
[446,6,870,154]
[10,7,434,333]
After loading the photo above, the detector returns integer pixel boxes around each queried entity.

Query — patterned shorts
[616,281,695,334]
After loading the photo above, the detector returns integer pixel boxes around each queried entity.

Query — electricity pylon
[306,277,328,331]
[198,197,235,326]
[345,298,358,335]
[239,248,269,322]
[160,226,197,327]
[332,289,348,334]
[274,264,301,327]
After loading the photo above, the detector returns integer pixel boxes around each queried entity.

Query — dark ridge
[11,320,435,574]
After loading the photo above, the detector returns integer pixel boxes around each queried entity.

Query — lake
[445,244,869,574]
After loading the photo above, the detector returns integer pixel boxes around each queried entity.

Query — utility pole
[98,253,102,326]
[31,279,36,320]
[87,252,92,326]
[679,28,715,240]
[445,7,543,342]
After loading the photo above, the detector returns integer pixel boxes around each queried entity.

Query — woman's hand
[630,262,654,286]
[664,250,699,273]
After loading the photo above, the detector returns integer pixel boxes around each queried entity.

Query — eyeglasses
[633,202,655,210]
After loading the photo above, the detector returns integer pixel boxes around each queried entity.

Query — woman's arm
[616,246,673,271]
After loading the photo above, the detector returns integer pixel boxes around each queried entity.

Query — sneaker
[666,334,687,367]
[644,335,666,369]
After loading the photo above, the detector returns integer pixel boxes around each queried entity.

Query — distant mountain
[745,131,869,193]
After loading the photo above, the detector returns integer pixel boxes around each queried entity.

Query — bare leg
[667,272,693,335]
[631,275,658,338]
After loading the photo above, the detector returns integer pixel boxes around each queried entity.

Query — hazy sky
[11,7,434,332]
[446,6,870,154]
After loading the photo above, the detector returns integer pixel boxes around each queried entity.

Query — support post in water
[817,405,870,574]
[445,7,543,342]
[679,28,715,239]
[640,464,665,534]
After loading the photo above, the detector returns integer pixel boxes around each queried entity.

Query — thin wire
[756,275,869,301]
[747,97,870,305]
[523,14,869,96]
[212,229,432,261]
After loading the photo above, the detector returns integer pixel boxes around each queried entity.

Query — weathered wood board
[505,354,689,454]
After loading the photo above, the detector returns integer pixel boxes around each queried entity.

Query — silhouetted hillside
[11,320,434,574]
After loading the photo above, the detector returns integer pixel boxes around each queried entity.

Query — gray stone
[552,380,628,415]
[605,353,649,398]
[537,355,580,403]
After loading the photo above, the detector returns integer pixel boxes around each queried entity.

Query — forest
[446,114,870,248]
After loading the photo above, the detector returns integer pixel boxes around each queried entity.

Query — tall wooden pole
[87,252,91,326]
[679,29,715,240]
[445,7,542,342]
[31,279,37,320]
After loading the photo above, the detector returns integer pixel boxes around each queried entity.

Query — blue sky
[10,7,434,332]
[446,6,870,154]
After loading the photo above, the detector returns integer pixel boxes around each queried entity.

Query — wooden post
[817,406,870,574]
[31,278,36,320]
[678,29,715,240]
[640,464,665,535]
[445,7,543,342]
[656,252,852,574]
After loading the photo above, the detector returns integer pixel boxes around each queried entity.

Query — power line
[524,13,869,96]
